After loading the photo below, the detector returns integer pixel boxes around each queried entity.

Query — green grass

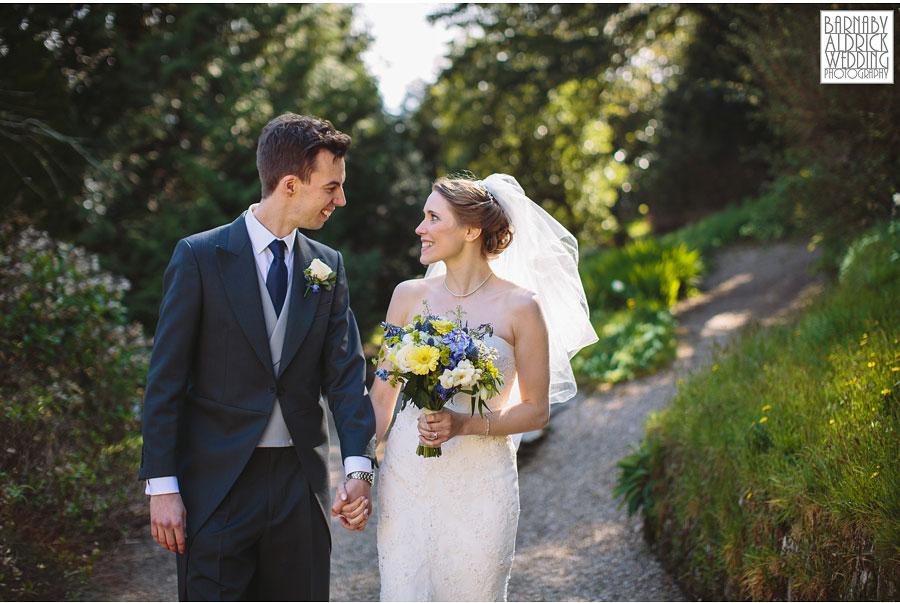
[628,222,900,600]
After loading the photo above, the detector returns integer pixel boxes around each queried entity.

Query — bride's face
[415,191,468,265]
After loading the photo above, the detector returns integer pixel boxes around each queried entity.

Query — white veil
[425,173,598,405]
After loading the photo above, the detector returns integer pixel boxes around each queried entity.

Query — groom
[139,113,376,600]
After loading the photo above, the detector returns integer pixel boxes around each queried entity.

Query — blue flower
[311,284,320,292]
[375,368,390,381]
[434,383,456,400]
[381,322,404,339]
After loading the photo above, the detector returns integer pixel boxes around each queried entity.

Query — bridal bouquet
[374,311,504,458]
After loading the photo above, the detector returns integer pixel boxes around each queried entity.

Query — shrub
[0,224,149,600]
[661,191,798,260]
[580,238,704,311]
[572,303,677,385]
[636,222,900,600]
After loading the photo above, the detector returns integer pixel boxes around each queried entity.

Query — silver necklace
[443,273,493,298]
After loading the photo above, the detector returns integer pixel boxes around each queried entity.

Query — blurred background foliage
[1,2,898,598]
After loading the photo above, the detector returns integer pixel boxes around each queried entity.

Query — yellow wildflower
[868,361,876,368]
[762,404,772,412]
[408,345,440,375]
[626,298,636,308]
[892,367,899,372]
[431,319,455,335]
[713,364,719,371]
[872,472,879,478]
[882,389,892,395]
[759,417,768,424]
[829,419,835,425]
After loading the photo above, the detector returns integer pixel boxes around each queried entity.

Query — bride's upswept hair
[432,174,513,258]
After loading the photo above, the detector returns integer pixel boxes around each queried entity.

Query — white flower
[308,258,332,280]
[392,345,416,373]
[453,360,478,387]
[611,279,625,293]
[438,368,457,389]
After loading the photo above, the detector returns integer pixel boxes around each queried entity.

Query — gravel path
[85,241,822,601]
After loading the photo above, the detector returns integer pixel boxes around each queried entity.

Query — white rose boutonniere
[303,258,336,297]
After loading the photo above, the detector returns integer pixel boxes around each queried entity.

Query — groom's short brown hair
[256,113,351,198]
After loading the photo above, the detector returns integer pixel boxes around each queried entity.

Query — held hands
[331,478,372,532]
[417,408,469,447]
[150,492,187,554]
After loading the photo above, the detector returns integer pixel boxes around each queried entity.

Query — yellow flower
[868,361,876,368]
[408,345,440,375]
[892,367,899,372]
[829,419,835,425]
[872,472,879,478]
[626,298,636,308]
[713,364,719,371]
[431,319,455,335]
[762,405,771,412]
[759,417,768,423]
[882,389,892,395]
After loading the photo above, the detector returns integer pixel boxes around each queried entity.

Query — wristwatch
[346,470,374,485]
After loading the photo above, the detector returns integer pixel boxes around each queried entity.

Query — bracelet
[346,471,374,485]
[484,416,491,437]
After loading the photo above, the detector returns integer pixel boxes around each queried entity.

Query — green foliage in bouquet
[0,223,149,600]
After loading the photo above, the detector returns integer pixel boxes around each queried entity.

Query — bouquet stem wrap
[417,408,443,458]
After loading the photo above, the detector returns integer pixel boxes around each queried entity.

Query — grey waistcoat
[255,266,294,447]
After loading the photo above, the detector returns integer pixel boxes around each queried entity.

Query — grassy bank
[622,222,900,600]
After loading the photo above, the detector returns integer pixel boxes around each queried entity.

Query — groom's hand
[150,493,187,554]
[331,479,372,531]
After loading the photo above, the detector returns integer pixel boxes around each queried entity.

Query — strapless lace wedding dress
[376,334,520,602]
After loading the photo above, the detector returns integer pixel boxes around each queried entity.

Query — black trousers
[177,447,330,601]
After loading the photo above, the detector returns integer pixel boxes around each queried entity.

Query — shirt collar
[246,203,297,257]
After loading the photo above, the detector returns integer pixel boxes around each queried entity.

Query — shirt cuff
[145,476,180,495]
[344,456,373,477]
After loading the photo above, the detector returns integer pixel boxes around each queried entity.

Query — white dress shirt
[146,205,372,495]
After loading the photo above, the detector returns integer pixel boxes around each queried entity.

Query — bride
[361,174,596,601]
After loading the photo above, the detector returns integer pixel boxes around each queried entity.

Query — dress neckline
[485,333,514,353]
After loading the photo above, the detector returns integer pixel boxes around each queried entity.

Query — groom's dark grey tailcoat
[139,213,376,598]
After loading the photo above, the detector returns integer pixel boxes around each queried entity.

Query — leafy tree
[1,4,427,333]
[631,5,778,233]
[413,3,691,245]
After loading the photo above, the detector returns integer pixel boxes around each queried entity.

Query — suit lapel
[280,234,319,374]
[216,214,274,378]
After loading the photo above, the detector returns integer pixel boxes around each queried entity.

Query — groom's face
[291,149,347,230]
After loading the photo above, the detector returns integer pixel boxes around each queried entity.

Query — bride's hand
[417,409,467,446]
